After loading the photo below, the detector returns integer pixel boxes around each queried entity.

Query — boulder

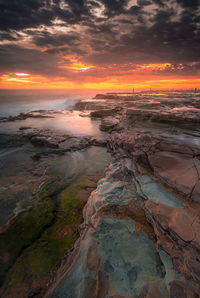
[90,108,121,118]
[30,136,59,148]
[99,118,119,132]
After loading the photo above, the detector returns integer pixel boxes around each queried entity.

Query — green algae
[1,177,95,295]
[4,226,77,289]
[0,134,26,149]
[0,147,110,295]
[0,197,55,285]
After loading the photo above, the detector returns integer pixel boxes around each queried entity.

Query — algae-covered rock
[0,147,110,297]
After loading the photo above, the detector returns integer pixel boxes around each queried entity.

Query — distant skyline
[0,0,200,89]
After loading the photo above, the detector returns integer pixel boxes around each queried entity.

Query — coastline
[0,91,200,297]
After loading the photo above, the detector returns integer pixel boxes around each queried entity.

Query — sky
[0,0,200,90]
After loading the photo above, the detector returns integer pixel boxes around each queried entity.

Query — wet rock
[146,285,165,298]
[126,106,200,124]
[74,101,106,111]
[148,151,198,197]
[49,217,175,298]
[0,134,26,148]
[47,158,199,297]
[19,126,32,130]
[191,181,200,203]
[136,174,183,208]
[30,136,59,148]
[126,108,159,120]
[99,118,120,132]
[88,137,107,147]
[2,91,200,297]
[144,200,200,282]
[156,141,193,155]
[0,111,54,122]
[31,153,41,160]
[90,108,121,118]
[169,281,187,298]
[145,200,199,244]
[94,94,119,99]
[109,131,200,205]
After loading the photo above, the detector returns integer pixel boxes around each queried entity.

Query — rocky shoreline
[0,91,200,297]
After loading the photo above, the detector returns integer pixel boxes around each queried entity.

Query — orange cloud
[0,63,200,90]
[60,57,94,72]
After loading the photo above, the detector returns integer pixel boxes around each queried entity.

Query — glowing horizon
[0,71,199,90]
[0,0,199,91]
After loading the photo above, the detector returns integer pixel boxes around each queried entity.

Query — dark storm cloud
[0,0,54,30]
[0,32,18,41]
[137,0,151,6]
[0,44,60,76]
[151,0,164,7]
[32,31,80,47]
[0,0,200,78]
[100,0,128,16]
[44,45,86,56]
[177,0,200,9]
[0,0,91,31]
[84,0,200,66]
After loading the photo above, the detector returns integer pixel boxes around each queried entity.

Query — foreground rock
[126,107,200,124]
[90,107,122,118]
[46,92,200,297]
[109,132,200,203]
[99,117,121,132]
[0,146,110,298]
[145,200,200,283]
[48,159,200,297]
[22,129,108,153]
[1,90,200,297]
[0,111,54,122]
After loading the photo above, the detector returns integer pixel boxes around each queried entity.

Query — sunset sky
[0,0,200,90]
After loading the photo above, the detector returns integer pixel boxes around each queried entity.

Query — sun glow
[15,73,29,76]
[69,62,92,71]
[61,57,93,72]
[0,67,199,90]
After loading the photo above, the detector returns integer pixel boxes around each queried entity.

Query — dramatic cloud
[0,0,200,89]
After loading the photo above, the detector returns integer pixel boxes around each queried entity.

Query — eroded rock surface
[48,159,200,297]
[1,91,200,297]
[46,91,200,297]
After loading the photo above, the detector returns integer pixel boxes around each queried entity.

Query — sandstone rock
[126,107,200,124]
[74,101,106,111]
[47,158,199,297]
[94,94,119,99]
[30,136,59,148]
[90,108,121,118]
[99,118,119,132]
[19,126,32,130]
[144,200,200,283]
[31,153,41,160]
[0,112,54,122]
[148,151,198,197]
[191,181,200,203]
[145,201,199,243]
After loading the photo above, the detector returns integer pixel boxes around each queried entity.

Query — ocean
[0,89,102,136]
[0,89,87,117]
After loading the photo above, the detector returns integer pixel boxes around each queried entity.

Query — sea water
[0,89,87,117]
